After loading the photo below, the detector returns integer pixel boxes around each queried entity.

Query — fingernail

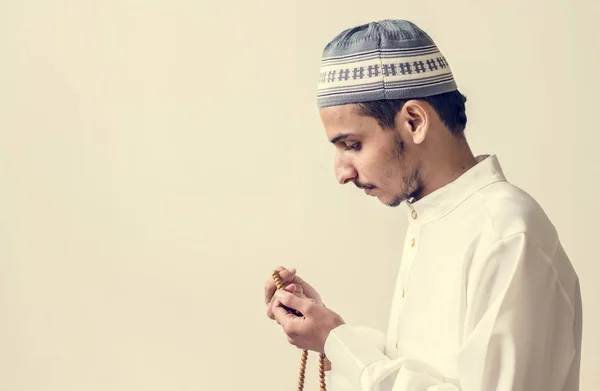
[289,268,296,273]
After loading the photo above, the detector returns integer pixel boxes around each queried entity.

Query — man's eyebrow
[330,133,352,144]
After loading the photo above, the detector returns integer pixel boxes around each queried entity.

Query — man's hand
[264,266,323,320]
[270,289,345,353]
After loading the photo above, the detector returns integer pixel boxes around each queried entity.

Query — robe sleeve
[325,326,387,391]
[323,232,579,391]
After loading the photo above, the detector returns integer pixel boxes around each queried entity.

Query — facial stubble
[385,132,423,207]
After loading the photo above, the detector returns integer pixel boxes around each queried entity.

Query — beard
[386,172,421,207]
[385,132,423,207]
[352,130,424,207]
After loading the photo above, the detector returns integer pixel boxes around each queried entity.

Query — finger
[288,283,305,296]
[264,281,276,305]
[266,299,291,320]
[264,267,284,304]
[266,302,275,320]
[272,299,296,328]
[267,288,292,318]
[273,289,313,316]
[267,287,290,319]
[277,268,297,284]
[264,267,297,304]
[288,284,307,300]
[269,295,297,320]
[284,283,298,294]
[267,283,304,320]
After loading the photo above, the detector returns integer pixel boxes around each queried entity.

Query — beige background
[0,0,598,390]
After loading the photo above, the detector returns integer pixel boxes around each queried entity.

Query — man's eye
[344,142,361,151]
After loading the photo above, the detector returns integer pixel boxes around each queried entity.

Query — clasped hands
[264,266,345,353]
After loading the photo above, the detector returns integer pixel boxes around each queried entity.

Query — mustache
[353,181,376,190]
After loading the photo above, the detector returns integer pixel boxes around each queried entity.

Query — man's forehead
[319,104,356,121]
[319,104,372,129]
[319,105,363,140]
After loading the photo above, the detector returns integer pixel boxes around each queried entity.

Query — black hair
[355,90,468,136]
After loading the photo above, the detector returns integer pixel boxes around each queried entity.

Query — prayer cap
[316,19,458,108]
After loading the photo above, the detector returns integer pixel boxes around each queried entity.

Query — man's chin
[380,194,404,208]
[366,190,404,207]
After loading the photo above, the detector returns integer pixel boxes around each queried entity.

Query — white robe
[323,154,582,391]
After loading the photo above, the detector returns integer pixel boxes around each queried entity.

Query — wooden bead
[272,270,327,391]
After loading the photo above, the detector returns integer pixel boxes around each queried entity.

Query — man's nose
[335,157,357,185]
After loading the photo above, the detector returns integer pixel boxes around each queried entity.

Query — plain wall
[0,0,598,390]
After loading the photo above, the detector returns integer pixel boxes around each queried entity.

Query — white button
[411,210,418,219]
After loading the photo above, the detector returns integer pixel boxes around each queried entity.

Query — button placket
[399,230,416,301]
[396,209,421,351]
[403,212,420,300]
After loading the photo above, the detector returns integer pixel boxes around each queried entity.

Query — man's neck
[415,139,478,201]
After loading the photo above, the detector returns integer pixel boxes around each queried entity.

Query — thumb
[278,267,297,284]
[286,283,305,297]
[284,283,303,294]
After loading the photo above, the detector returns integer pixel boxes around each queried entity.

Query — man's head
[316,19,469,207]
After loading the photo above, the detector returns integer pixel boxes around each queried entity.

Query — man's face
[319,104,423,207]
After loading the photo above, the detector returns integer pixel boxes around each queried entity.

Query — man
[264,19,582,391]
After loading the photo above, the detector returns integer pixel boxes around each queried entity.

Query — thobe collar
[404,154,506,226]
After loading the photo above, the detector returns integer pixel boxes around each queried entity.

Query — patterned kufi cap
[317,19,457,108]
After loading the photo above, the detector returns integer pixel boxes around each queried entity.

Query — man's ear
[397,100,429,144]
